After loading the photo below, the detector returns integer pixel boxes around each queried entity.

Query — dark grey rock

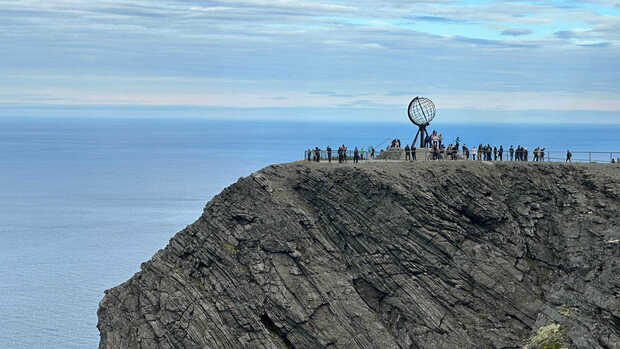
[98,161,620,349]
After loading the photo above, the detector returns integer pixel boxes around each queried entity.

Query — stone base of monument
[375,148,404,160]
[375,148,434,161]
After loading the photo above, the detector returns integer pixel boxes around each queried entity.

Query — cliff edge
[98,162,619,349]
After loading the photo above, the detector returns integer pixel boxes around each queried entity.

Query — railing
[303,148,620,163]
[543,151,620,163]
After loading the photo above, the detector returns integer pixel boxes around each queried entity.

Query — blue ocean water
[0,117,619,348]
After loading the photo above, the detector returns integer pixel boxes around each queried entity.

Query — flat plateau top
[288,160,620,179]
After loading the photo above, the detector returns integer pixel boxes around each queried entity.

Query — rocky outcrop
[98,161,619,349]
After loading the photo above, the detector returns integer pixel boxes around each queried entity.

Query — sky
[1,0,620,123]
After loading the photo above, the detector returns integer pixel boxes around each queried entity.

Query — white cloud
[3,84,620,113]
[0,0,619,119]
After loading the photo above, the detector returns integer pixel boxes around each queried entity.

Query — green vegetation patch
[539,340,562,349]
[222,241,239,253]
[522,323,569,349]
[559,305,576,317]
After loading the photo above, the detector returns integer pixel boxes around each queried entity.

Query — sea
[1,117,619,348]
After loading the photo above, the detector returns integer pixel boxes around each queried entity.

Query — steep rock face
[98,162,619,349]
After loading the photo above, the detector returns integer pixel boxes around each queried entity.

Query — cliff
[97,161,619,349]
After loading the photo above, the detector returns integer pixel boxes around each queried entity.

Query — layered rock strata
[98,162,619,349]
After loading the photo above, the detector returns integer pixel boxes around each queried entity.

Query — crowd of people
[306,142,547,162]
[306,144,376,164]
[412,129,553,162]
[305,130,598,164]
[467,144,545,162]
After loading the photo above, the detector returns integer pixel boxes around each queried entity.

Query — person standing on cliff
[493,146,498,161]
[499,145,504,161]
[327,145,332,163]
[537,147,542,162]
[566,150,572,162]
[509,145,514,161]
[411,144,416,161]
[405,144,411,160]
[353,147,359,164]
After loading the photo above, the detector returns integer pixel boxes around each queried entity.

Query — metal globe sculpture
[408,97,435,126]
[408,97,436,148]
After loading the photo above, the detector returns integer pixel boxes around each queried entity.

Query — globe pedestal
[413,124,429,149]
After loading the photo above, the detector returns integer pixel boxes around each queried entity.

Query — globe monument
[408,96,436,148]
